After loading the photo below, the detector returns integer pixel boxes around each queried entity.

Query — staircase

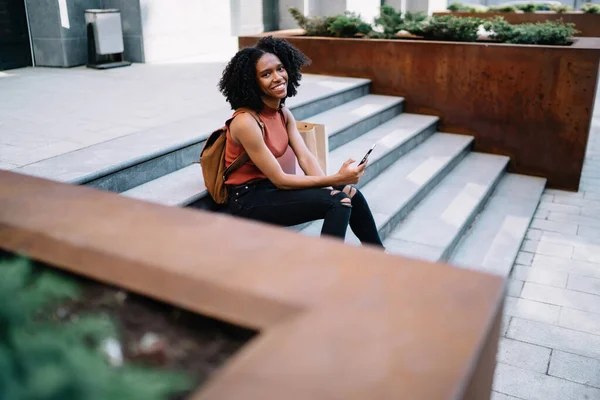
[22,74,545,279]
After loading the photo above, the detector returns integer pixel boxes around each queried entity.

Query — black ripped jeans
[227,180,384,247]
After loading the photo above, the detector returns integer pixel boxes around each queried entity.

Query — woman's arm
[229,113,364,190]
[282,107,325,177]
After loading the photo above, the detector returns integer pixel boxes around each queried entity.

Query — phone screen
[358,144,377,166]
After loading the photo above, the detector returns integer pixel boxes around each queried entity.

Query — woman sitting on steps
[219,36,384,248]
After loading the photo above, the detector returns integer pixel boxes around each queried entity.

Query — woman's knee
[329,190,352,208]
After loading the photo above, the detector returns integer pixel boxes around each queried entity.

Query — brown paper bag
[296,121,328,173]
[277,121,329,175]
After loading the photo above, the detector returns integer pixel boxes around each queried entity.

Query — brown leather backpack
[199,108,265,204]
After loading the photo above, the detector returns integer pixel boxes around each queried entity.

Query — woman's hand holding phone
[336,158,366,184]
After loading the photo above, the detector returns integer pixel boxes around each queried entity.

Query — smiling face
[256,52,288,102]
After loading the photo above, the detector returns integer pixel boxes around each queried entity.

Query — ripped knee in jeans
[330,189,352,207]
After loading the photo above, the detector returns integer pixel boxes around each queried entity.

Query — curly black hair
[218,36,311,112]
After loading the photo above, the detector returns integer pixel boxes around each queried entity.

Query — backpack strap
[222,108,266,181]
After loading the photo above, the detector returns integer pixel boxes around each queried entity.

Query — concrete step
[384,152,510,262]
[304,94,404,150]
[121,97,416,208]
[299,133,473,241]
[121,164,204,206]
[14,75,371,194]
[448,173,546,277]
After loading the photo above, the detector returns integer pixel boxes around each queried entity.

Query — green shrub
[407,15,483,41]
[447,1,487,12]
[405,11,428,23]
[288,7,335,36]
[374,5,403,37]
[484,17,578,45]
[581,3,600,13]
[328,11,373,37]
[488,5,518,12]
[0,256,192,400]
[550,4,573,12]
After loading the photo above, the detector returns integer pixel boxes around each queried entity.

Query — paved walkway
[492,93,600,399]
[0,55,234,170]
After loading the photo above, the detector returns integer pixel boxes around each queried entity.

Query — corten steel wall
[433,12,600,37]
[240,34,600,191]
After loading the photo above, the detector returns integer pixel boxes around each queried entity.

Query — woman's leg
[333,185,384,247]
[228,183,352,239]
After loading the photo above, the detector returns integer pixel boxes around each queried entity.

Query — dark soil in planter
[52,275,256,399]
[0,251,256,400]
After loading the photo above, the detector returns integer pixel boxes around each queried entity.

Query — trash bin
[85,9,131,69]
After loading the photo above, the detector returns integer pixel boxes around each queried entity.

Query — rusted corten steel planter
[433,11,600,37]
[240,32,600,191]
[0,170,505,400]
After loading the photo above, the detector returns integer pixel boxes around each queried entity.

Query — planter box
[433,11,600,37]
[0,170,506,400]
[240,32,600,191]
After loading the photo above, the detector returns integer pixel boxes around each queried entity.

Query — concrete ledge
[0,170,505,400]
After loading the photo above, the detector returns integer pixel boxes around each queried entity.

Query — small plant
[484,17,578,45]
[289,7,335,36]
[581,3,600,13]
[515,3,537,12]
[372,6,427,38]
[488,5,518,12]
[447,1,487,12]
[514,3,553,12]
[374,5,404,38]
[407,15,483,41]
[0,256,192,400]
[328,11,373,38]
[550,4,573,12]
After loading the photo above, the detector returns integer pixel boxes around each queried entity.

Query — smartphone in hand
[358,143,377,166]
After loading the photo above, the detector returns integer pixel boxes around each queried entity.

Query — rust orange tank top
[224,105,289,186]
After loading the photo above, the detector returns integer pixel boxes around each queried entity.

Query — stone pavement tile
[539,230,600,248]
[579,225,600,240]
[0,131,60,147]
[503,296,561,325]
[549,351,600,389]
[534,209,550,219]
[531,254,600,279]
[507,279,524,297]
[493,362,600,400]
[0,140,83,166]
[535,241,574,259]
[545,189,584,198]
[585,192,600,201]
[508,318,600,359]
[559,308,600,336]
[553,195,600,208]
[573,245,600,263]
[501,316,512,337]
[525,229,543,240]
[0,160,17,170]
[521,282,600,314]
[530,218,578,235]
[567,274,600,297]
[538,201,582,215]
[511,265,568,288]
[497,338,551,374]
[491,392,524,400]
[516,251,534,266]
[548,212,600,228]
[581,206,600,219]
[520,239,540,253]
[541,193,555,202]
